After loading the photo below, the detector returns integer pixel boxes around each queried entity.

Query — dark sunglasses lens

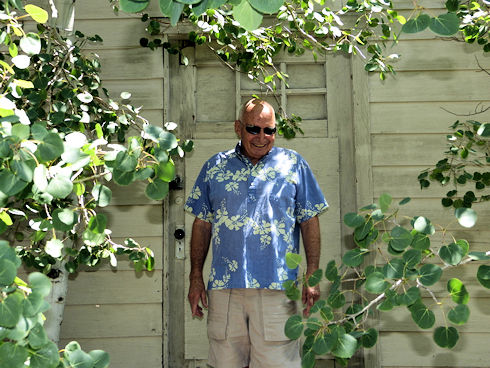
[245,126,276,135]
[245,126,261,135]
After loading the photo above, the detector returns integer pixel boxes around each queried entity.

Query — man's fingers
[201,290,208,308]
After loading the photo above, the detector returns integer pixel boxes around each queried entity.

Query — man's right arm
[188,217,212,318]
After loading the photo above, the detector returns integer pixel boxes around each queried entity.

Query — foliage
[284,193,489,367]
[0,1,190,275]
[0,240,110,368]
[418,119,489,211]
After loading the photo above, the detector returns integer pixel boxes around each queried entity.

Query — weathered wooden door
[163,45,355,367]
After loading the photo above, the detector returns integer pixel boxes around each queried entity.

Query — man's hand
[302,281,320,317]
[188,276,208,318]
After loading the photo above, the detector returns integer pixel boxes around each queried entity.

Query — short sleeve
[184,160,214,223]
[294,156,328,223]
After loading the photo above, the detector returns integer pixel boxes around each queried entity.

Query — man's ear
[234,120,241,138]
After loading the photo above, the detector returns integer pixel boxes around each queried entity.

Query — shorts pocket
[207,290,230,340]
[261,290,297,341]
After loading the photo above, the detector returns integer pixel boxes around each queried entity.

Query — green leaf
[284,314,303,340]
[175,0,201,3]
[29,341,59,368]
[66,348,94,368]
[445,0,459,12]
[382,258,406,279]
[448,304,470,325]
[343,213,364,228]
[411,232,430,251]
[402,13,430,33]
[354,219,373,241]
[28,272,51,297]
[157,161,176,182]
[439,242,464,265]
[158,131,178,150]
[399,197,411,205]
[20,33,41,55]
[0,292,22,328]
[419,264,442,286]
[342,248,367,267]
[52,208,77,232]
[285,252,302,269]
[477,123,490,137]
[403,249,422,268]
[477,265,490,289]
[120,0,150,13]
[397,286,420,306]
[324,260,338,281]
[113,169,135,186]
[433,326,459,348]
[82,229,105,246]
[379,193,392,213]
[313,331,336,355]
[365,272,390,294]
[455,239,469,256]
[89,350,110,368]
[361,328,378,348]
[23,291,44,317]
[413,216,435,235]
[37,133,64,162]
[0,258,17,287]
[88,214,108,234]
[447,278,469,304]
[0,342,28,368]
[0,169,28,196]
[24,4,49,23]
[233,0,263,31]
[0,242,21,268]
[327,291,346,309]
[115,151,138,172]
[47,175,73,199]
[11,158,35,182]
[331,333,358,359]
[389,226,412,251]
[170,2,185,26]
[145,179,169,200]
[92,184,112,207]
[247,0,283,14]
[455,207,477,228]
[468,252,490,261]
[429,13,459,36]
[11,123,30,140]
[307,269,322,287]
[28,323,48,349]
[409,300,435,329]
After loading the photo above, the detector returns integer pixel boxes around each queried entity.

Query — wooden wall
[361,4,490,366]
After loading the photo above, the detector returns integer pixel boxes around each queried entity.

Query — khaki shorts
[207,288,301,368]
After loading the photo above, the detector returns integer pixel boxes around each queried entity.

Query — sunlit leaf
[455,207,477,228]
[286,252,302,269]
[24,4,49,23]
[45,239,64,258]
[233,0,263,31]
[447,278,469,304]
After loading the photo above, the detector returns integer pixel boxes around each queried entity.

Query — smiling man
[185,98,328,368]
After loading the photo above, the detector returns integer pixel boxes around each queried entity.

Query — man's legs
[207,289,300,368]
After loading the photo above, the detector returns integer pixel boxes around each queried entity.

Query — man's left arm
[300,215,321,316]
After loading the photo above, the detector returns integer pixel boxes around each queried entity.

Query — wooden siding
[366,31,490,368]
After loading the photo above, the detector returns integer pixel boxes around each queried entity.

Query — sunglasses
[245,125,277,136]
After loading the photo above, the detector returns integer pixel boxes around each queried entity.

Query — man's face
[235,103,276,164]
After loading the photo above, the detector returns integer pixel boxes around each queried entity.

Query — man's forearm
[300,216,321,275]
[189,217,212,279]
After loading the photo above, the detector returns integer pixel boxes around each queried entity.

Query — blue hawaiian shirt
[185,143,328,290]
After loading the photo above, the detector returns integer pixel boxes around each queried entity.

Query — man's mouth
[253,143,267,148]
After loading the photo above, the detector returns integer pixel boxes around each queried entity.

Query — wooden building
[51,0,490,367]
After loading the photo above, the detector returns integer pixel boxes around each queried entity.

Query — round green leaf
[47,175,73,199]
[429,13,459,36]
[145,179,169,200]
[113,169,135,186]
[0,342,28,368]
[447,278,469,304]
[175,0,201,3]
[477,122,490,137]
[403,249,422,268]
[158,131,178,150]
[29,341,59,368]
[307,269,322,287]
[120,0,150,12]
[33,164,48,191]
[92,184,112,207]
[433,326,459,348]
[23,291,44,317]
[402,13,430,33]
[11,123,30,140]
[37,133,64,162]
[389,226,412,251]
[327,291,346,309]
[157,161,176,182]
[11,158,35,182]
[248,0,283,14]
[28,323,48,349]
[413,216,435,235]
[0,293,22,328]
[378,193,392,213]
[343,212,364,228]
[45,238,64,258]
[455,207,477,228]
[233,0,263,31]
[468,252,490,261]
[0,169,28,196]
[365,272,390,294]
[324,260,338,281]
[88,214,108,234]
[411,232,430,251]
[24,4,49,23]
[82,229,105,246]
[115,151,138,172]
[342,248,367,267]
[28,272,52,297]
[52,208,77,232]
[0,258,17,287]
[383,258,406,279]
[20,33,41,55]
[361,328,378,348]
[331,333,358,359]
[409,300,435,329]
[285,252,302,269]
[439,242,464,266]
[419,264,442,286]
[477,265,490,289]
[448,304,470,325]
[397,286,420,306]
[284,314,303,340]
[313,332,336,355]
[354,219,373,241]
[89,350,110,368]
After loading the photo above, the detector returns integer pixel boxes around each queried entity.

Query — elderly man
[185,98,328,368]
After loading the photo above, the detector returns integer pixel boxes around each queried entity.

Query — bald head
[238,99,276,125]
